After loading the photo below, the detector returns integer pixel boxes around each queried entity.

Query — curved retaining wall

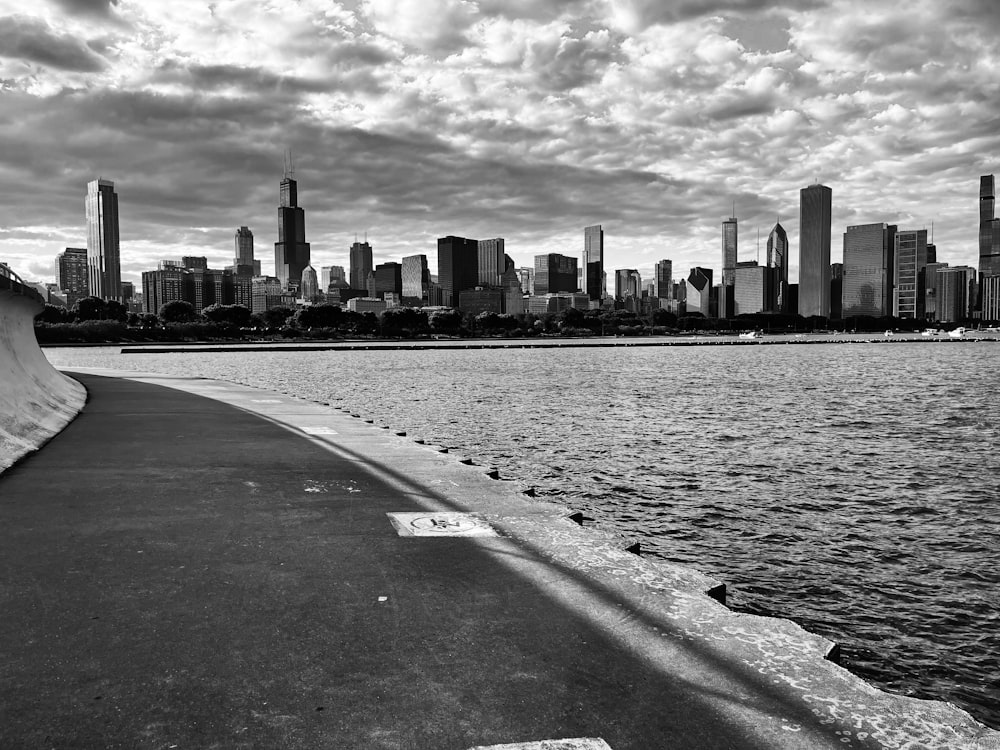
[0,284,87,474]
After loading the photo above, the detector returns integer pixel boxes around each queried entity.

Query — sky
[1,0,998,290]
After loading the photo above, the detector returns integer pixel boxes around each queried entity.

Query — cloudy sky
[1,0,998,289]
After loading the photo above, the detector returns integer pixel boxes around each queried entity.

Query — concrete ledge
[0,289,86,473]
[53,367,1000,749]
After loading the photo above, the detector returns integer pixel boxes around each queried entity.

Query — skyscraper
[350,241,373,290]
[300,264,319,301]
[654,259,672,299]
[85,178,122,301]
[55,247,89,307]
[798,183,833,318]
[893,229,929,319]
[535,254,578,295]
[274,170,310,292]
[477,238,505,287]
[401,254,430,302]
[583,225,604,301]
[685,267,712,316]
[842,223,896,317]
[437,236,479,307]
[722,214,738,287]
[937,266,976,323]
[234,226,260,275]
[766,222,788,312]
[980,175,1000,278]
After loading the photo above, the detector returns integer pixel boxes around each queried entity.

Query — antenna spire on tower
[283,148,294,179]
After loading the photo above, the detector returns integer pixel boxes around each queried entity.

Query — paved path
[1,371,995,749]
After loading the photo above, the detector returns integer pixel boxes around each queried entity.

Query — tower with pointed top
[274,155,311,292]
[767,221,788,312]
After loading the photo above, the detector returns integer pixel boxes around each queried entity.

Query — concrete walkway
[1,371,996,750]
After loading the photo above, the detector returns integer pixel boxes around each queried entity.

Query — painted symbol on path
[387,512,499,537]
[251,399,282,404]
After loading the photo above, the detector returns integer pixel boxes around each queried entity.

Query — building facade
[274,175,311,292]
[373,262,402,300]
[477,238,505,287]
[937,266,976,323]
[583,224,604,301]
[401,254,430,303]
[685,267,712,316]
[349,241,373,291]
[722,215,738,287]
[980,175,1000,278]
[438,236,479,307]
[798,184,833,318]
[842,222,896,318]
[733,262,772,315]
[85,178,122,301]
[893,229,929,319]
[55,247,89,307]
[654,259,672,300]
[767,222,788,313]
[534,253,577,296]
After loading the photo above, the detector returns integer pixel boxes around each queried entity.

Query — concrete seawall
[0,280,87,473]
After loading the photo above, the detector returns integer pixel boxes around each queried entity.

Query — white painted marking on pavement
[387,512,499,537]
[301,427,338,435]
[466,739,613,750]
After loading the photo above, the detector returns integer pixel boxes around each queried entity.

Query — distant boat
[884,330,894,337]
[738,330,763,339]
[948,327,966,338]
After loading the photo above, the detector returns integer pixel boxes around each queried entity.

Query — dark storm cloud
[0,16,107,72]
[49,0,119,18]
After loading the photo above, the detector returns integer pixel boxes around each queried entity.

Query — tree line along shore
[34,296,976,345]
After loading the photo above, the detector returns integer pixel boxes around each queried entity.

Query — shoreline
[38,331,1000,354]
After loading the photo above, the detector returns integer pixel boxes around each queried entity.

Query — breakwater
[0,273,86,473]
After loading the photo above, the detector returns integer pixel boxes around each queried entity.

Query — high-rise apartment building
[534,254,578,295]
[980,175,1000,278]
[893,229,929,319]
[55,247,89,306]
[767,222,788,312]
[350,241,373,290]
[842,223,896,317]
[583,225,604,301]
[274,172,310,292]
[401,254,430,302]
[654,260,672,299]
[615,269,641,300]
[85,178,122,301]
[722,215,738,287]
[477,238,505,287]
[437,236,479,307]
[798,183,833,318]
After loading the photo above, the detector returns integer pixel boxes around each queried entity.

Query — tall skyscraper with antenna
[583,225,604,302]
[85,177,122,301]
[274,153,311,292]
[722,209,738,287]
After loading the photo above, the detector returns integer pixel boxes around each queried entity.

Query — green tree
[74,296,107,321]
[429,308,463,333]
[293,303,342,329]
[159,300,197,324]
[382,307,429,337]
[261,306,295,329]
[203,303,252,327]
[105,300,128,322]
[35,304,67,324]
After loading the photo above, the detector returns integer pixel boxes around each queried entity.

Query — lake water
[46,340,1000,729]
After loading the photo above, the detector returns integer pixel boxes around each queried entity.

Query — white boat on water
[738,330,762,339]
[948,327,966,338]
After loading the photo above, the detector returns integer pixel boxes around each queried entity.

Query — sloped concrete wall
[0,288,86,474]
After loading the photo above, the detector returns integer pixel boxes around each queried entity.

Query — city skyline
[1,1,998,285]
